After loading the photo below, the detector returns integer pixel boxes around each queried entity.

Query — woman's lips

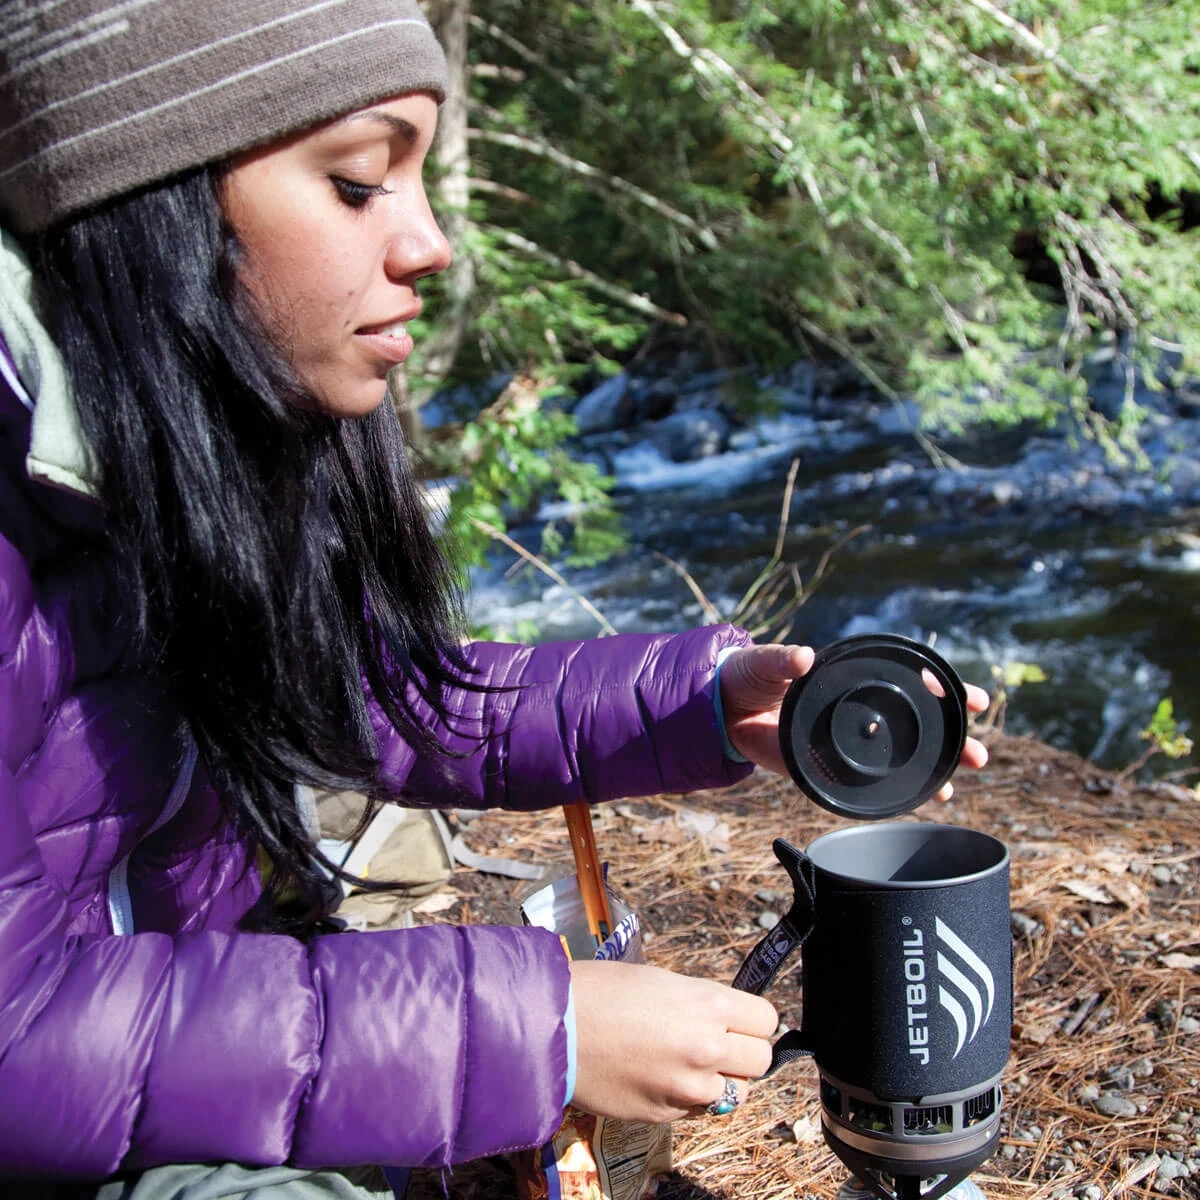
[356,321,414,365]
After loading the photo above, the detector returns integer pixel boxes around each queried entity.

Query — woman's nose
[385,188,452,282]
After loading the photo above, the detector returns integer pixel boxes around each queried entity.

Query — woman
[0,1,987,1194]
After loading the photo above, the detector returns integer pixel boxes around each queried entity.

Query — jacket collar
[0,228,100,501]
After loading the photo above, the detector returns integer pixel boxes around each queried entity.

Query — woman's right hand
[568,959,778,1124]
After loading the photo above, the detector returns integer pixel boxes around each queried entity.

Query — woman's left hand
[719,643,990,798]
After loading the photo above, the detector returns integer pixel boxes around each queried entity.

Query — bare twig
[793,313,964,469]
[652,552,725,626]
[773,458,801,563]
[469,517,618,637]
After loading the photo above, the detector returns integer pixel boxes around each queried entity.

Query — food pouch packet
[514,874,672,1200]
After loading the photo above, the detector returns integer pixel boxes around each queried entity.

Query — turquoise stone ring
[706,1076,740,1116]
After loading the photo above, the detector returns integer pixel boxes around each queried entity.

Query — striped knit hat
[0,0,447,235]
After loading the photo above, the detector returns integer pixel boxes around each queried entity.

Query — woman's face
[221,92,450,417]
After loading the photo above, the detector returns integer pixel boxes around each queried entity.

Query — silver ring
[706,1076,740,1116]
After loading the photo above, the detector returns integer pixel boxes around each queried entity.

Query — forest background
[386,13,1199,1197]
[381,14,1200,1194]
[405,0,1199,572]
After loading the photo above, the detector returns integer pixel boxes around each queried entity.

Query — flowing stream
[468,418,1200,780]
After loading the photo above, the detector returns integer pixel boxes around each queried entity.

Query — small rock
[755,889,779,904]
[757,910,781,930]
[1156,1155,1190,1186]
[1130,1057,1154,1078]
[1078,1187,1103,1200]
[1152,865,1174,885]
[1077,1084,1101,1103]
[573,373,636,435]
[1012,911,1042,937]
[1095,1094,1139,1118]
[1104,1065,1136,1090]
[791,1115,822,1143]
[1180,1016,1200,1035]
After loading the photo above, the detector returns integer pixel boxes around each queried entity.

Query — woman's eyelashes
[331,176,393,208]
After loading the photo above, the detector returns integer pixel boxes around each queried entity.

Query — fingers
[684,989,777,1108]
[723,1030,775,1080]
[922,669,991,736]
[726,643,814,686]
[724,989,779,1039]
[776,643,815,680]
[961,735,989,768]
[568,962,779,1125]
[684,1074,749,1120]
[921,670,990,713]
[765,643,814,679]
[934,735,991,801]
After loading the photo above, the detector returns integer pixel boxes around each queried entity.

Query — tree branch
[957,0,1093,88]
[470,114,718,249]
[470,518,618,637]
[628,0,919,266]
[470,63,525,83]
[483,225,687,325]
[956,0,1200,179]
[628,0,827,215]
[467,15,584,95]
[468,176,535,205]
[792,311,962,469]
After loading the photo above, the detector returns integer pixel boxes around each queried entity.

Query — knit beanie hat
[0,0,448,235]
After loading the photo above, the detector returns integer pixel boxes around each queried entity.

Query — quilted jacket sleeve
[0,765,572,1175]
[375,625,756,811]
[0,528,570,1176]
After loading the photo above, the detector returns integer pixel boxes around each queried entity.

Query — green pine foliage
[413,0,1200,565]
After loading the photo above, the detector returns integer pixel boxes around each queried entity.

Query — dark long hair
[29,166,473,933]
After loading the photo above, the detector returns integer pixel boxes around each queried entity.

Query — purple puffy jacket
[0,360,753,1178]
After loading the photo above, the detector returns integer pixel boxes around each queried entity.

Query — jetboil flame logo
[902,917,996,1064]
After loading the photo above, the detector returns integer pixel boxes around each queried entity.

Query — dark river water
[469,428,1199,781]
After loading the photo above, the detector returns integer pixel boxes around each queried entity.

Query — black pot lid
[778,633,968,819]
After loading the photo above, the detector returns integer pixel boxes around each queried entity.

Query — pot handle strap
[731,838,819,1075]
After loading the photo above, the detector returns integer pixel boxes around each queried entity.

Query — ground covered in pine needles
[407,733,1199,1200]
